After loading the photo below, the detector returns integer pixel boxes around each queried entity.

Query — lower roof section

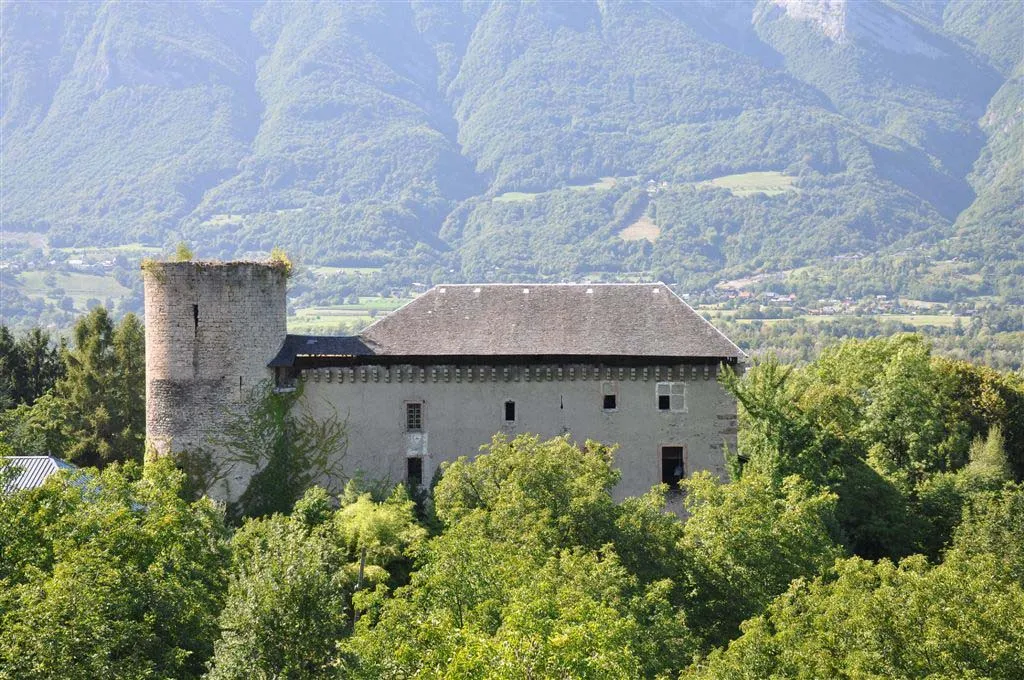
[269,334,374,367]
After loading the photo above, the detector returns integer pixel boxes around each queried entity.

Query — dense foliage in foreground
[1,335,1022,679]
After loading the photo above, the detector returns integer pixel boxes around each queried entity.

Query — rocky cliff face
[766,0,950,57]
[768,0,849,43]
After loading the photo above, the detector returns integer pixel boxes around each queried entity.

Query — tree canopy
[1,334,1021,678]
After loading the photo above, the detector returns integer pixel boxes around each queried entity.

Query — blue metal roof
[2,455,77,493]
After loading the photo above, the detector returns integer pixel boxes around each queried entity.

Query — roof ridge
[430,282,671,287]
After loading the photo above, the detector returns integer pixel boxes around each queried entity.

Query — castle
[143,261,744,502]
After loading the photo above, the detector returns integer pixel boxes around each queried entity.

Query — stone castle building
[144,261,744,502]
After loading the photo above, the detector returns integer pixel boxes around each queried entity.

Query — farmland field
[17,270,131,311]
[494,177,621,203]
[702,171,797,197]
[57,244,163,257]
[289,296,412,334]
[619,216,660,243]
[568,177,618,192]
[492,191,540,203]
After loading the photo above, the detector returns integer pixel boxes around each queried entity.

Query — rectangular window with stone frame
[656,382,686,412]
[602,381,618,411]
[661,445,686,489]
[406,402,423,431]
[407,456,423,486]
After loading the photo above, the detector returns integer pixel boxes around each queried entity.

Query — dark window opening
[662,446,685,488]
[603,394,617,410]
[275,367,297,390]
[406,402,423,431]
[658,394,671,411]
[407,457,423,486]
[504,400,516,422]
[192,304,199,337]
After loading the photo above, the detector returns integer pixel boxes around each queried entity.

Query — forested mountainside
[2,0,1021,294]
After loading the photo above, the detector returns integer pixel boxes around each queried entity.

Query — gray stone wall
[143,261,287,498]
[296,362,738,501]
[142,262,740,505]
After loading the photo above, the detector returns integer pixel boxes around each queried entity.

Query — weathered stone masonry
[296,361,739,500]
[144,264,743,503]
[143,261,287,495]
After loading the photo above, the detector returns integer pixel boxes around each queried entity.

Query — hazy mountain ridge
[1,0,1020,289]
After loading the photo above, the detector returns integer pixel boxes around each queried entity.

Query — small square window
[407,457,423,486]
[656,382,686,412]
[504,400,516,422]
[406,402,423,431]
[603,394,617,410]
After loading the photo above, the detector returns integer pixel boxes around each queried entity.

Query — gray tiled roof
[359,283,743,359]
[2,455,77,493]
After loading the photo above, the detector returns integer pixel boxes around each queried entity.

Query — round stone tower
[143,261,288,498]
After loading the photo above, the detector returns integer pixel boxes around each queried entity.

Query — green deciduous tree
[679,472,844,648]
[685,553,1024,679]
[337,484,427,619]
[724,335,1024,561]
[207,489,353,680]
[208,485,424,680]
[440,549,688,680]
[433,433,621,551]
[947,483,1024,586]
[343,529,693,680]
[342,434,696,679]
[0,459,229,680]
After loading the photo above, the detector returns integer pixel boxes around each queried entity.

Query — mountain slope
[1,0,1019,293]
[951,62,1023,279]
